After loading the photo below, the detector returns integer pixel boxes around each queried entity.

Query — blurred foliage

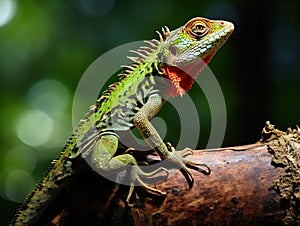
[0,0,299,224]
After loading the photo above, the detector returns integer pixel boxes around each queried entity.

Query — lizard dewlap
[10,17,233,225]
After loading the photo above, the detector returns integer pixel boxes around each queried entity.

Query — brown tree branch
[35,122,300,226]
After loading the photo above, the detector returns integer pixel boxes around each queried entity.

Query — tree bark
[36,122,300,226]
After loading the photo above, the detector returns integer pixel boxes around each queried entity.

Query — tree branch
[35,122,300,226]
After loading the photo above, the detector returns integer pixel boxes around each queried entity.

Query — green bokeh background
[1,0,299,223]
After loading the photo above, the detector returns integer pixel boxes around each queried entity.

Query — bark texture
[34,122,300,226]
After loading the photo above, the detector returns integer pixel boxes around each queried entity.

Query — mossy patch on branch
[261,121,300,226]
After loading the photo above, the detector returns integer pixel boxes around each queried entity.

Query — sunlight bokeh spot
[27,80,70,115]
[5,146,36,173]
[0,0,16,27]
[45,114,70,149]
[16,110,54,147]
[5,170,34,202]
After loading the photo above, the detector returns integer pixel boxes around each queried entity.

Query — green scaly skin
[10,17,234,225]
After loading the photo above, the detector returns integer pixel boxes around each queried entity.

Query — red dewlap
[161,54,214,97]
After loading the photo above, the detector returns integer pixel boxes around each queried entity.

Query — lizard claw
[167,146,211,189]
[124,147,136,154]
[175,147,211,175]
[166,143,193,158]
[180,166,194,188]
[178,159,211,188]
[184,160,211,176]
[176,147,194,158]
[126,165,168,204]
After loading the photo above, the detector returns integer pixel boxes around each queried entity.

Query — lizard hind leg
[127,165,168,203]
[91,134,168,204]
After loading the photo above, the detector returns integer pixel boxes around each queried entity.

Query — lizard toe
[126,165,168,204]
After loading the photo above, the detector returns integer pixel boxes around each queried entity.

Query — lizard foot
[126,165,168,204]
[180,154,211,188]
[165,142,211,188]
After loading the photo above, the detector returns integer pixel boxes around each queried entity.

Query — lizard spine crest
[94,28,169,108]
[97,44,157,101]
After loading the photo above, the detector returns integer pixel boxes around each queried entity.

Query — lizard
[10,17,234,225]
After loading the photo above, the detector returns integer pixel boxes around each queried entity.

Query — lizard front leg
[133,93,210,188]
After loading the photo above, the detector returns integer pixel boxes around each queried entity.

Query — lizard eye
[184,18,211,39]
[191,23,209,37]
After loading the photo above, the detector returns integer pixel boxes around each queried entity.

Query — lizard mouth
[161,53,214,97]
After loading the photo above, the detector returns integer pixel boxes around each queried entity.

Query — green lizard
[10,17,234,225]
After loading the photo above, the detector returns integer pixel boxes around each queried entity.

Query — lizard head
[157,17,234,97]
